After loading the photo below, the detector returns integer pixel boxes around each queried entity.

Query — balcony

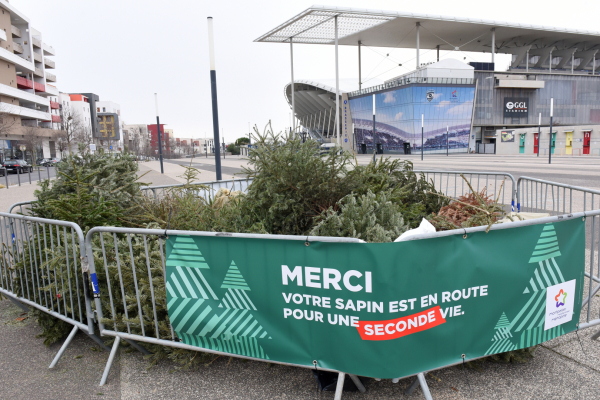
[0,102,51,120]
[0,46,34,72]
[33,52,42,63]
[13,42,23,54]
[50,100,59,109]
[44,58,55,69]
[51,114,61,123]
[32,37,41,48]
[0,82,49,106]
[45,72,56,82]
[16,75,33,89]
[45,84,58,96]
[34,82,45,92]
[11,25,21,38]
[34,67,43,77]
[43,43,55,56]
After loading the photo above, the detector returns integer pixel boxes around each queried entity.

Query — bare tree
[0,103,18,162]
[19,125,44,163]
[50,129,67,159]
[74,125,93,147]
[60,105,86,155]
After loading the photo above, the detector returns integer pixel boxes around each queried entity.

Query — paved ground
[1,153,600,399]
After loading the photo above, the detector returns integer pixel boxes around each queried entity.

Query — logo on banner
[555,289,567,308]
[545,279,576,330]
[426,90,434,102]
[452,90,457,98]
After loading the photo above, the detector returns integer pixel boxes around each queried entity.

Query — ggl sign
[504,97,528,117]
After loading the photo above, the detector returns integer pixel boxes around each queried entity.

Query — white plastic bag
[394,218,436,242]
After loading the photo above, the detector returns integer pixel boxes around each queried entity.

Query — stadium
[256,6,600,155]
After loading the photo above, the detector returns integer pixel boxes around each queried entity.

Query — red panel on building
[147,124,170,154]
[17,76,33,89]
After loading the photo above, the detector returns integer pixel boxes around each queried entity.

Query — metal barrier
[140,178,253,201]
[84,227,366,389]
[84,209,600,397]
[0,212,108,368]
[516,176,600,215]
[1,166,52,189]
[516,177,600,338]
[414,170,516,210]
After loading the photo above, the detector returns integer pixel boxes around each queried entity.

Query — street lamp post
[446,125,449,156]
[548,98,554,164]
[207,17,222,180]
[421,114,424,161]
[154,93,164,174]
[537,113,541,157]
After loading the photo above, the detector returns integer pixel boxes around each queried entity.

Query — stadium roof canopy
[254,5,600,52]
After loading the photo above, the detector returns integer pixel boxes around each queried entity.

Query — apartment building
[0,0,59,162]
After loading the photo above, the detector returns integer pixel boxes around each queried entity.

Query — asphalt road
[1,166,57,187]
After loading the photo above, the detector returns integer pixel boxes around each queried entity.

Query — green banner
[165,219,584,379]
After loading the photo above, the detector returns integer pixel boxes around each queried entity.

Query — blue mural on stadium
[349,85,475,153]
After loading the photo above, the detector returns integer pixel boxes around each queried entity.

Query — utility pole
[154,93,164,174]
[207,17,222,180]
[446,125,449,156]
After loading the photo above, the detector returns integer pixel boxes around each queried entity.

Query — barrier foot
[124,338,152,355]
[348,374,366,393]
[333,372,346,400]
[99,336,120,386]
[8,296,29,312]
[49,325,78,368]
[87,333,111,352]
[405,372,432,400]
[591,329,600,341]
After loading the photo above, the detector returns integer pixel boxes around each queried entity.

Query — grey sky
[14,0,598,142]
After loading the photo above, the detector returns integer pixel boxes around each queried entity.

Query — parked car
[0,165,5,177]
[40,157,60,167]
[3,159,33,174]
[37,158,51,166]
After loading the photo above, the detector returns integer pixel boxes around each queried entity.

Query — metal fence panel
[414,170,516,210]
[0,212,107,367]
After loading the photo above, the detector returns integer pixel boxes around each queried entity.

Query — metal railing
[3,165,53,191]
[0,212,108,368]
[140,178,253,201]
[414,170,516,210]
[85,227,366,386]
[5,172,600,399]
[516,177,600,334]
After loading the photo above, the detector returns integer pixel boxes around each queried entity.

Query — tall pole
[207,17,222,180]
[290,38,295,131]
[154,93,164,174]
[526,49,529,72]
[446,125,449,156]
[491,28,495,65]
[358,41,362,90]
[537,113,541,157]
[335,16,340,146]
[549,98,553,164]
[372,94,376,163]
[437,45,440,62]
[416,22,420,71]
[421,114,424,161]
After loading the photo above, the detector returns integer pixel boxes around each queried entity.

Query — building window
[103,107,106,112]
[97,107,99,112]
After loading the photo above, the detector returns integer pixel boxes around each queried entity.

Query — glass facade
[474,71,600,126]
[349,84,475,154]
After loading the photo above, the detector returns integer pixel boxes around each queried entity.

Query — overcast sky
[13,0,597,142]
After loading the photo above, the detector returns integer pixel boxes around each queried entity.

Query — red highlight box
[357,305,446,341]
